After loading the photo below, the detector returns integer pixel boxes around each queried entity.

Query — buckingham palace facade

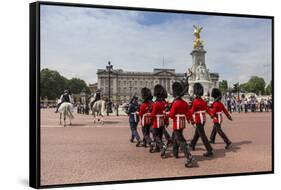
[97,68,185,103]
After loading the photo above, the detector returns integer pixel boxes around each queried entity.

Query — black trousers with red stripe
[191,123,213,153]
[173,130,193,160]
[141,125,152,145]
[210,123,231,144]
[152,127,164,150]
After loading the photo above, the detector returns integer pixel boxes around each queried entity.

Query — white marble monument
[188,25,219,96]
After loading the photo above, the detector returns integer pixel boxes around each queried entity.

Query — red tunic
[150,100,166,129]
[189,97,214,125]
[139,101,152,126]
[168,98,193,131]
[211,101,232,124]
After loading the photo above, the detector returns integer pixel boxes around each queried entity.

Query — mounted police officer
[55,90,72,113]
[89,89,102,109]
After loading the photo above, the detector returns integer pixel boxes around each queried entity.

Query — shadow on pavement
[103,121,121,125]
[163,140,252,163]
[68,123,88,127]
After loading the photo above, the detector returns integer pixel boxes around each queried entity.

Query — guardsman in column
[162,88,173,146]
[138,87,153,148]
[190,83,214,157]
[167,82,196,167]
[126,96,142,147]
[209,88,233,149]
[149,84,166,154]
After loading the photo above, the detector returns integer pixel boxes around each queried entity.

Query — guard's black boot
[173,152,179,159]
[189,144,195,151]
[151,147,160,153]
[160,145,167,158]
[142,142,147,147]
[203,151,213,157]
[136,141,141,147]
[225,141,232,149]
[129,138,134,143]
[185,157,195,168]
[149,144,154,153]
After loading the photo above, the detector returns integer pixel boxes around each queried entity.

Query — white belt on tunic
[176,114,186,129]
[156,114,165,128]
[216,112,222,124]
[193,111,206,124]
[142,113,150,125]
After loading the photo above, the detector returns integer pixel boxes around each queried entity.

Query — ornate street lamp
[106,61,113,115]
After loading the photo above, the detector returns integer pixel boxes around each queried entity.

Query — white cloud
[40,5,272,86]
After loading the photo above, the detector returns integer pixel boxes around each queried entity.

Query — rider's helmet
[96,89,102,95]
[64,89,69,94]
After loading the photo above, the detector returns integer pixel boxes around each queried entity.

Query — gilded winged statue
[193,25,204,49]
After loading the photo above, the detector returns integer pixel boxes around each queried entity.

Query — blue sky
[40,5,272,86]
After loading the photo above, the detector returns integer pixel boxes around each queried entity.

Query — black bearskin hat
[193,83,204,96]
[162,87,168,99]
[154,84,165,98]
[211,88,222,100]
[141,87,152,101]
[172,82,184,98]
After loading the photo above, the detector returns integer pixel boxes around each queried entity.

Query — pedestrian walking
[126,96,142,147]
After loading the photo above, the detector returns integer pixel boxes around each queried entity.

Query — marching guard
[190,83,214,157]
[162,88,173,146]
[149,85,167,154]
[167,82,196,167]
[209,88,233,149]
[138,87,153,148]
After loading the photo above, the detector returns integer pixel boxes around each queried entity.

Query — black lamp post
[106,61,113,116]
[233,82,240,100]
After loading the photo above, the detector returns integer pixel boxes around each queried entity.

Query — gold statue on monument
[193,25,204,49]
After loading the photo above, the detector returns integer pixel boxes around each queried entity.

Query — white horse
[90,99,106,124]
[58,102,74,127]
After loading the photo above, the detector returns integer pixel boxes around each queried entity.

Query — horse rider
[89,89,102,109]
[55,90,72,113]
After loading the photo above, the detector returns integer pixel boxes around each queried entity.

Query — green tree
[219,80,228,93]
[265,80,272,95]
[40,68,68,99]
[67,78,90,94]
[239,83,249,92]
[240,76,266,95]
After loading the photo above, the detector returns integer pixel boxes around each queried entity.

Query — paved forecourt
[40,108,272,186]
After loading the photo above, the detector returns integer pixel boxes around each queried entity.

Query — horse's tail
[66,104,74,119]
[101,101,106,116]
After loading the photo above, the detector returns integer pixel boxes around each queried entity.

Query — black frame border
[29,1,274,189]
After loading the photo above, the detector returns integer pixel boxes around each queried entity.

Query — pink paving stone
[40,108,272,185]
